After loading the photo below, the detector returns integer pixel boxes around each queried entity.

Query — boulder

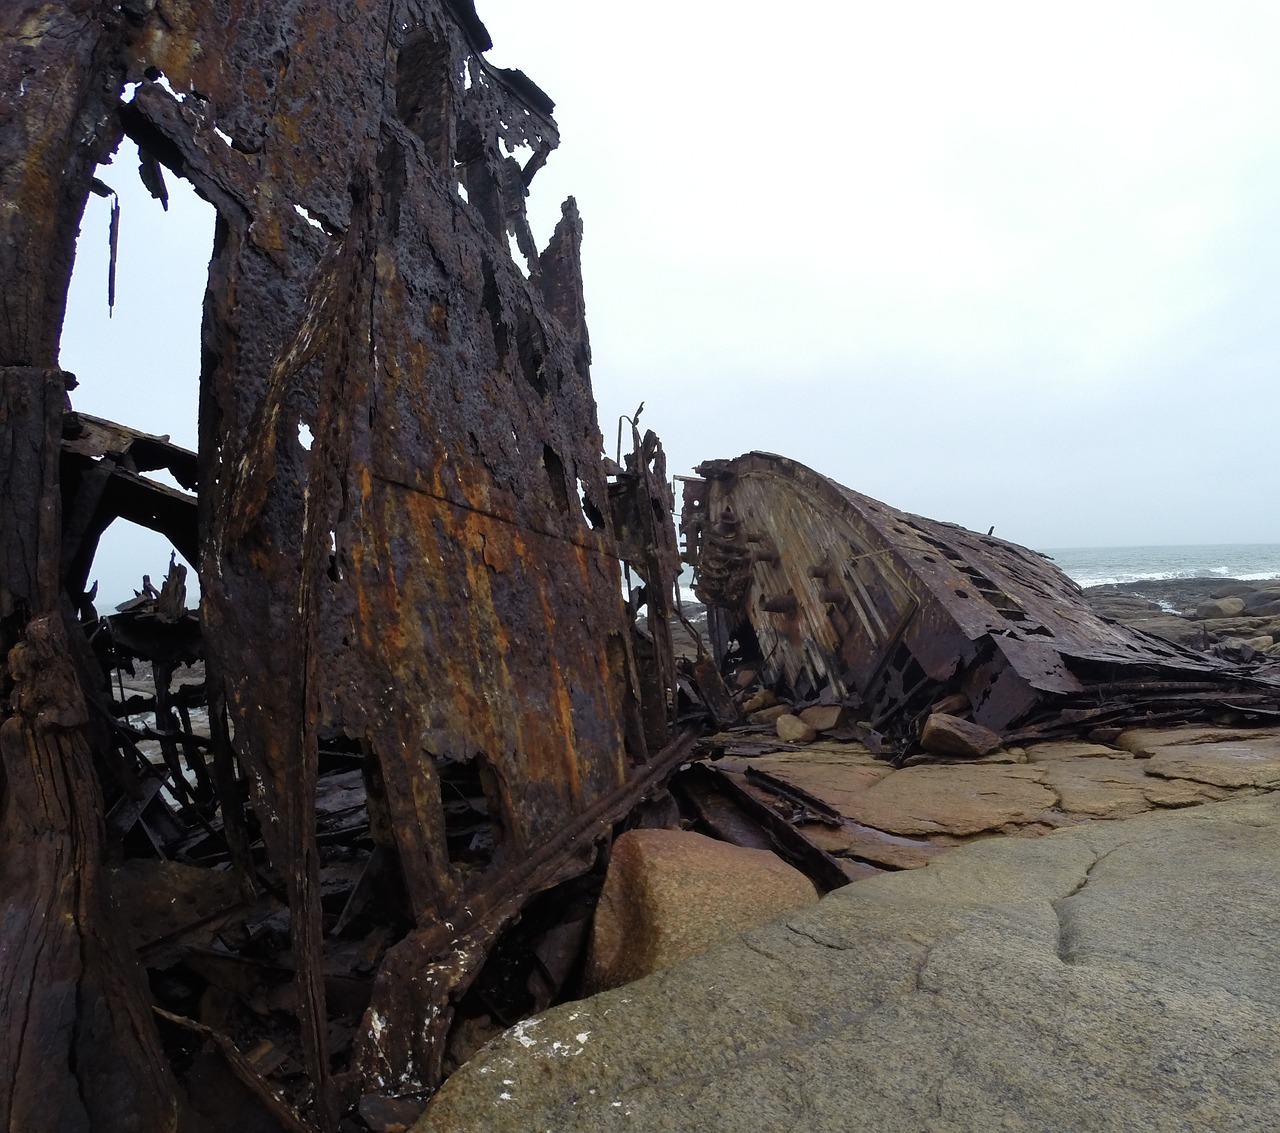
[1243,587,1280,612]
[748,703,790,725]
[1131,615,1208,646]
[919,712,1003,758]
[775,714,817,743]
[797,704,846,732]
[1245,636,1276,651]
[1196,596,1246,619]
[1210,583,1259,599]
[420,794,1280,1133]
[583,829,819,993]
[742,690,777,713]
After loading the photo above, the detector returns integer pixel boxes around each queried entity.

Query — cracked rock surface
[418,794,1280,1132]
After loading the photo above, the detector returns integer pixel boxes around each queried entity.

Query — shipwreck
[681,452,1280,757]
[4,3,1280,1132]
[3,2,683,1129]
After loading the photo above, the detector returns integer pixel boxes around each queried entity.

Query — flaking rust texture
[2,2,676,1128]
[683,453,1279,752]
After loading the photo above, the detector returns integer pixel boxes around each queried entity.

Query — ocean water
[1040,544,1280,589]
[675,545,1280,604]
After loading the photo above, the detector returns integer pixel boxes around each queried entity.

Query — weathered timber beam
[1,617,182,1133]
[354,729,699,1101]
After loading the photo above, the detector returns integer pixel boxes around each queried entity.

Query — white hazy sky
[62,0,1280,602]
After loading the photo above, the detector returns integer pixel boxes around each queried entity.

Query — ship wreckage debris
[680,453,1280,756]
[4,4,1280,1131]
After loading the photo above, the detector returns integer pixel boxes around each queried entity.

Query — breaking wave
[1040,544,1280,589]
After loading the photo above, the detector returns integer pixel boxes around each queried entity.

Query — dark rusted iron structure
[1,3,682,1129]
[682,453,1280,752]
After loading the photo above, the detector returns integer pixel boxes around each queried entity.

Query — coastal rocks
[1129,615,1208,646]
[1140,777,1230,808]
[1116,724,1280,758]
[919,712,1003,758]
[721,745,892,813]
[798,819,951,869]
[1150,745,1280,789]
[1081,588,1164,621]
[710,729,1280,884]
[1115,726,1280,789]
[1033,754,1152,818]
[1023,739,1134,761]
[1196,596,1245,619]
[418,795,1280,1133]
[1243,587,1280,613]
[584,829,819,993]
[1211,583,1257,599]
[1023,739,1232,813]
[1084,577,1280,662]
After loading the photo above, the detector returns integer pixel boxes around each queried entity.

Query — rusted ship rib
[681,453,1280,754]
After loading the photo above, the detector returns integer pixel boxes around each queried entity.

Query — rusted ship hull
[681,453,1274,751]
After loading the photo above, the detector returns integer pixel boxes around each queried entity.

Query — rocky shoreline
[412,576,1280,1130]
[1083,576,1280,663]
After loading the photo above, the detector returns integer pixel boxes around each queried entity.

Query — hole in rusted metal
[542,445,570,515]
[396,26,453,170]
[515,310,548,395]
[577,479,605,530]
[436,752,504,873]
[292,204,325,232]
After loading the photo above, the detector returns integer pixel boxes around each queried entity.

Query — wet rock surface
[418,793,1280,1132]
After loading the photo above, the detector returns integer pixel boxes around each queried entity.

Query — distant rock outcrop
[1084,577,1280,662]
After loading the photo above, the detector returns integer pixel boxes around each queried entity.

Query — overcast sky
[62,0,1280,601]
